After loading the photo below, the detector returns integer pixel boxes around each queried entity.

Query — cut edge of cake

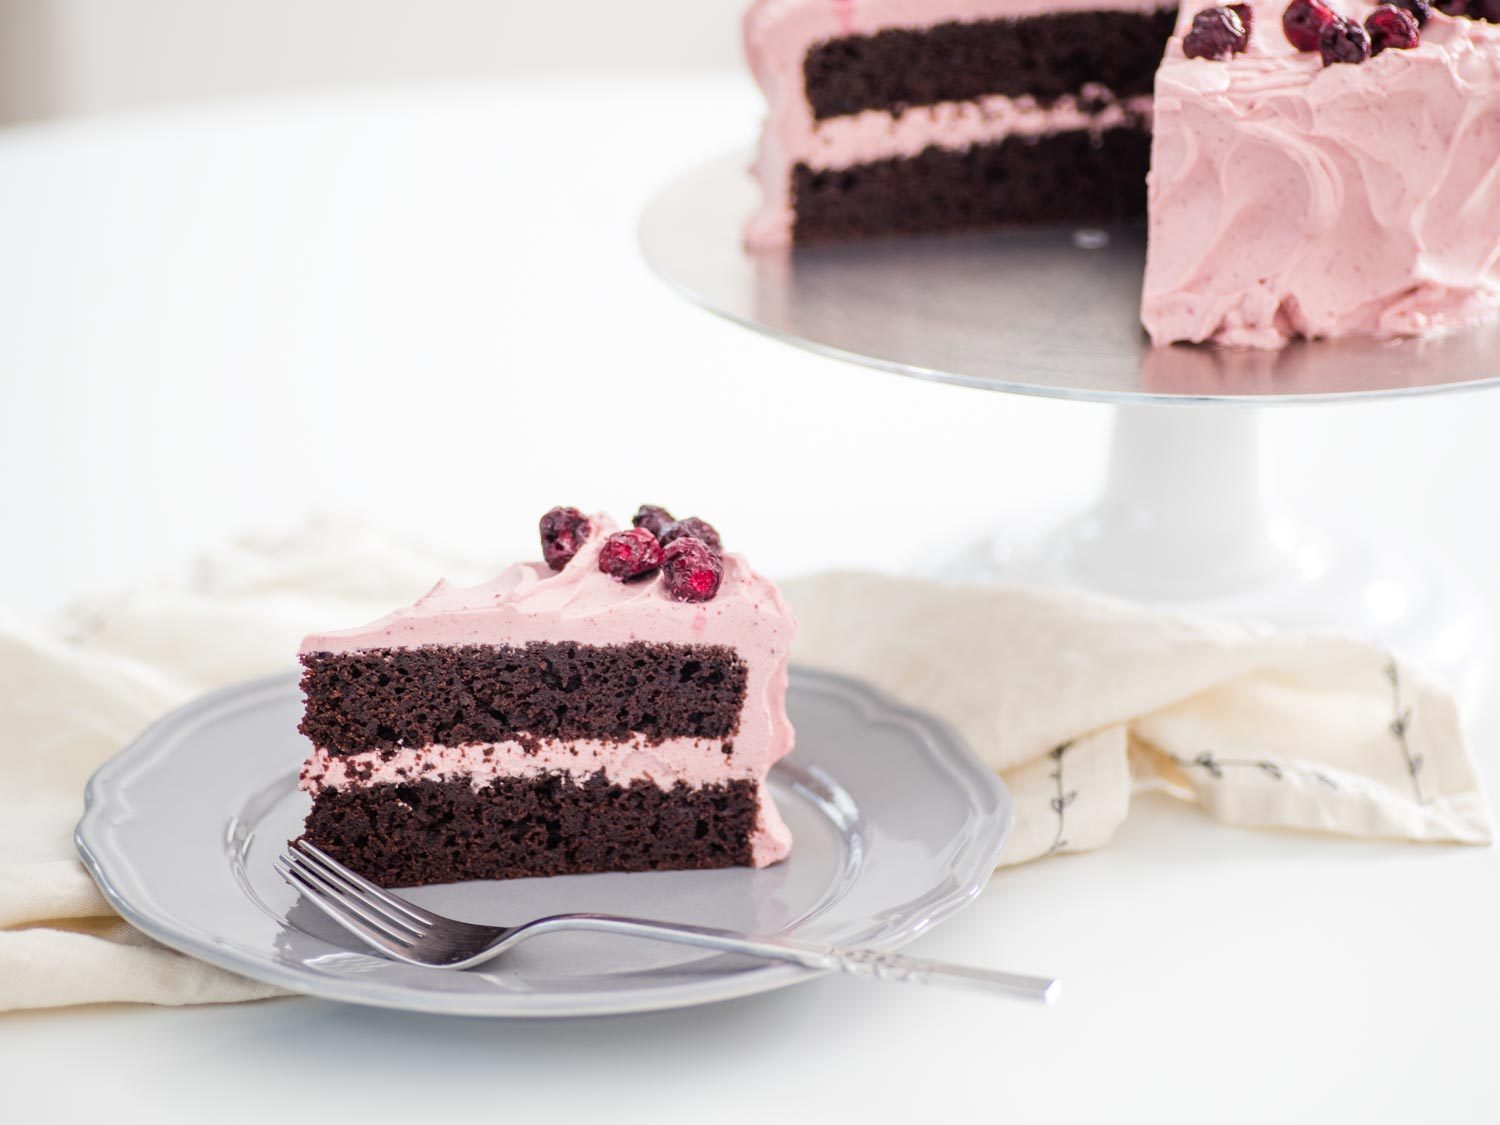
[744,0,1180,247]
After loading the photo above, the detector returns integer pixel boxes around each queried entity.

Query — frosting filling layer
[301,737,751,793]
[789,88,1153,172]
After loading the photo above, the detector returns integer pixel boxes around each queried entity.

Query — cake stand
[639,152,1500,709]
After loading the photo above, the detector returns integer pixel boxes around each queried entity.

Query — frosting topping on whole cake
[1142,0,1500,346]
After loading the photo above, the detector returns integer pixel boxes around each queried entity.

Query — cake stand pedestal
[949,405,1487,707]
[639,152,1499,710]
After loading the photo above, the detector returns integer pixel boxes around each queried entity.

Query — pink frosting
[1142,0,1500,348]
[301,738,742,792]
[299,514,798,866]
[744,0,1174,247]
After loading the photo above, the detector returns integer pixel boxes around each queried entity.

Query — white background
[2,9,1500,1122]
[1,0,744,123]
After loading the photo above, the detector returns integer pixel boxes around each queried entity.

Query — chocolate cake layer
[300,642,748,755]
[303,773,759,884]
[803,8,1178,120]
[790,127,1152,243]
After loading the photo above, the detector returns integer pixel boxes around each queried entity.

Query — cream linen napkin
[1,528,1490,1012]
[785,573,1491,863]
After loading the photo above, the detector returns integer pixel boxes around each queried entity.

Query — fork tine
[283,848,429,938]
[291,839,438,926]
[278,853,423,943]
[276,860,419,955]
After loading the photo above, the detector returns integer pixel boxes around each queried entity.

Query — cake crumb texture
[791,127,1152,242]
[302,773,760,884]
[299,642,750,754]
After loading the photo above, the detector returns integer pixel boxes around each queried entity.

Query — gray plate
[638,151,1500,405]
[75,667,1011,1018]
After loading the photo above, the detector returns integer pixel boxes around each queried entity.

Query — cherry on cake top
[539,506,590,571]
[1366,5,1422,50]
[539,505,726,602]
[1389,0,1433,24]
[1178,0,1433,64]
[1283,0,1340,47]
[661,538,725,604]
[630,504,674,539]
[597,527,664,581]
[1319,14,1374,62]
[1184,6,1252,57]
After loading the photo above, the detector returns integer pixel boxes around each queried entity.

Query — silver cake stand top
[639,151,1500,405]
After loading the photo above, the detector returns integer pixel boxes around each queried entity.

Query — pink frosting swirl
[1142,0,1500,347]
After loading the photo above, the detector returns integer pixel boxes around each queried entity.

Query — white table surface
[3,74,1500,1123]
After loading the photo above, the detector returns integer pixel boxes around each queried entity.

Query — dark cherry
[1469,0,1500,21]
[1284,0,1339,49]
[1320,15,1372,63]
[659,516,723,554]
[597,527,665,581]
[539,506,590,571]
[1385,0,1432,26]
[1366,5,1421,51]
[661,538,723,603]
[1230,2,1256,36]
[1184,6,1250,58]
[1434,0,1467,13]
[632,504,675,539]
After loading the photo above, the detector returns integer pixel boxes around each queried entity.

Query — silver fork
[276,840,1058,1002]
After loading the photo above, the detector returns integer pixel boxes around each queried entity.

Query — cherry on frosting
[1385,0,1433,26]
[597,527,665,582]
[1284,0,1339,50]
[1184,6,1251,58]
[631,504,675,539]
[660,516,723,554]
[1319,15,1372,63]
[1468,0,1499,20]
[1366,5,1421,51]
[539,506,590,571]
[1434,0,1467,13]
[661,538,724,603]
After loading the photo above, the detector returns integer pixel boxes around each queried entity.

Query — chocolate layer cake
[297,507,797,886]
[745,0,1178,245]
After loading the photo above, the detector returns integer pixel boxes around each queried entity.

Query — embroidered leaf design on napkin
[1194,752,1224,779]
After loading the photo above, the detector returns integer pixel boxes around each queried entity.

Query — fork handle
[536,915,1058,1003]
[820,946,1058,1001]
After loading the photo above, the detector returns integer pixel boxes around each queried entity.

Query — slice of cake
[1141,0,1500,347]
[745,0,1179,246]
[296,507,797,886]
